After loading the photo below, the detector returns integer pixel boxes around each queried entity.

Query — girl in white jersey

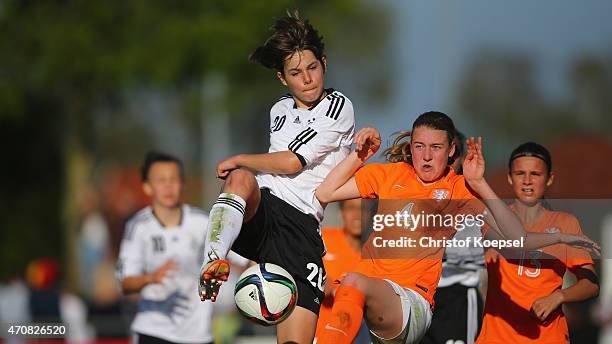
[198,11,355,343]
[117,152,213,344]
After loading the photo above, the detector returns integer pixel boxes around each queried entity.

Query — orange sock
[318,285,366,344]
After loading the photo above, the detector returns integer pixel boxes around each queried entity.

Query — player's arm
[218,94,357,178]
[532,218,600,321]
[531,264,599,321]
[316,128,381,204]
[484,213,600,254]
[560,264,599,302]
[121,260,177,294]
[216,151,303,178]
[116,223,177,294]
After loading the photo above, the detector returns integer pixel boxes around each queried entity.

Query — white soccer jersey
[256,89,355,223]
[116,205,213,343]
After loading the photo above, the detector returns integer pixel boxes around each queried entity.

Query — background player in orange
[314,198,370,343]
[476,142,600,343]
[315,112,599,344]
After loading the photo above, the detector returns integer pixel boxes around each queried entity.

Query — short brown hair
[249,10,325,73]
[142,151,184,182]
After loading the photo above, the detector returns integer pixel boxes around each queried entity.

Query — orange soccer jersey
[476,209,593,344]
[315,228,362,339]
[353,162,481,306]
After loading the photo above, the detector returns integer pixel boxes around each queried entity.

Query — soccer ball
[234,263,298,326]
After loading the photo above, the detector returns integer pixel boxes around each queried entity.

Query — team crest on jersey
[308,117,316,125]
[545,227,560,234]
[431,189,449,201]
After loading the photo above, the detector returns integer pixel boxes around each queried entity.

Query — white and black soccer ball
[234,263,298,326]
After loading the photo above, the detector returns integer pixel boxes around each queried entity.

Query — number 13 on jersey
[517,250,542,278]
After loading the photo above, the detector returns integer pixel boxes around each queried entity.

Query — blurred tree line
[0,0,390,287]
[457,49,612,163]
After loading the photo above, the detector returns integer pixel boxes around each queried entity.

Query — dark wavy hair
[249,10,325,73]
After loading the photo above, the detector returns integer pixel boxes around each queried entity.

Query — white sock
[202,193,246,263]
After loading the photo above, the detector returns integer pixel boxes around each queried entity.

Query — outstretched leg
[200,168,261,301]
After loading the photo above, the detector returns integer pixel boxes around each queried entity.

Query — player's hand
[462,137,486,187]
[216,156,240,179]
[150,259,178,284]
[531,290,564,322]
[354,127,381,162]
[559,233,601,256]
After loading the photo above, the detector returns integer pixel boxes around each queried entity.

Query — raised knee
[341,272,367,290]
[225,168,256,188]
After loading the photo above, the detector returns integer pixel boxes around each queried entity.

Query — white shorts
[370,279,433,344]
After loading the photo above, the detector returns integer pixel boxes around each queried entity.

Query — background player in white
[198,11,355,343]
[116,151,213,344]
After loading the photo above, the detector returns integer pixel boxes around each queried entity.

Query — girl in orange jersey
[476,142,599,344]
[314,112,599,344]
